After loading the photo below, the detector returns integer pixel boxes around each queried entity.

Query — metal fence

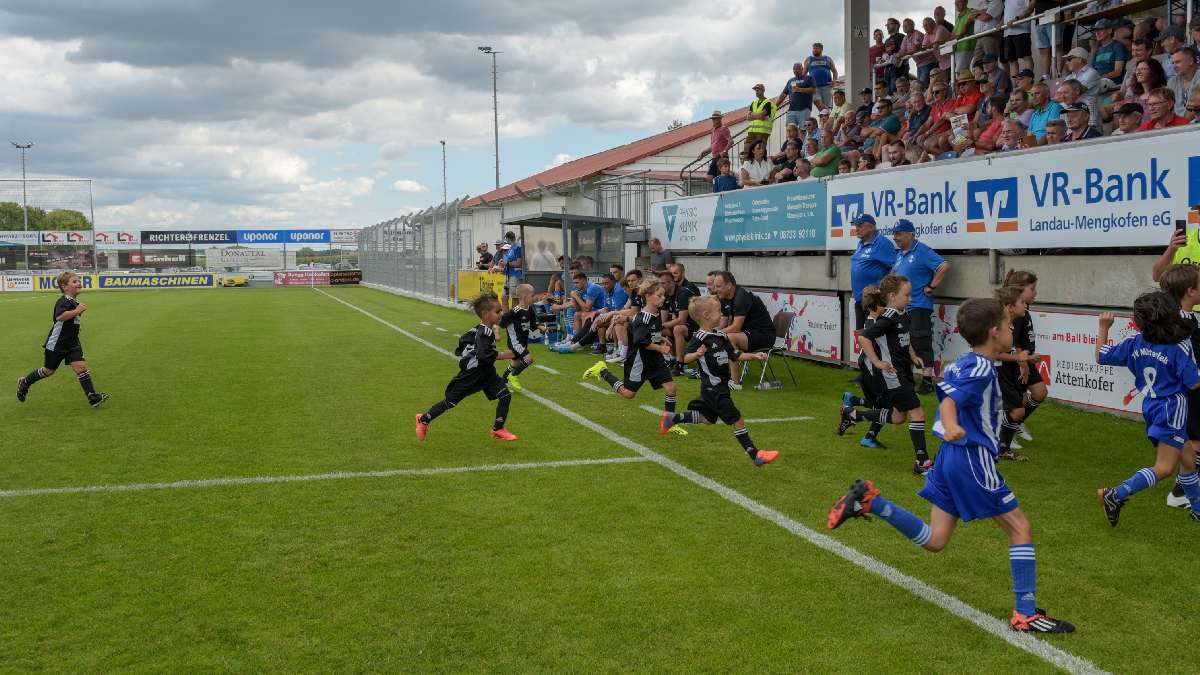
[358,199,470,298]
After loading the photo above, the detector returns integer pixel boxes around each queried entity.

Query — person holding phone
[1151,210,1200,291]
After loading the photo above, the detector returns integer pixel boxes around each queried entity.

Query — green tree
[42,209,91,230]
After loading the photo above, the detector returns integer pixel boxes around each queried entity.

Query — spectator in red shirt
[912,81,952,153]
[698,110,731,181]
[922,73,982,155]
[870,29,887,84]
[1139,87,1192,129]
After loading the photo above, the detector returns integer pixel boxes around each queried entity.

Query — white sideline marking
[315,287,1107,675]
[421,321,432,326]
[534,365,560,375]
[435,327,448,332]
[579,381,614,396]
[637,404,813,424]
[0,457,650,498]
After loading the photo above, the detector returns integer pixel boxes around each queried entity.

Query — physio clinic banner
[752,290,842,361]
[649,180,827,251]
[826,127,1199,250]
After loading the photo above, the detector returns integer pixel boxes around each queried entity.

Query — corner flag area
[1,286,1188,672]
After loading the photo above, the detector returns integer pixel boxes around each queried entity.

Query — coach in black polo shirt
[708,270,775,389]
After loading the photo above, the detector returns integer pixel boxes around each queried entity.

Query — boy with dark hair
[1096,291,1200,526]
[415,292,518,442]
[661,295,779,465]
[829,297,1075,634]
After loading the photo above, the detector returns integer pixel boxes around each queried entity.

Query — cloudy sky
[0,0,927,231]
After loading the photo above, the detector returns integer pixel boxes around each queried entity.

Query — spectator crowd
[703,1,1200,191]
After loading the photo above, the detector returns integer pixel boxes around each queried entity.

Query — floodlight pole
[477,46,502,189]
[12,141,33,269]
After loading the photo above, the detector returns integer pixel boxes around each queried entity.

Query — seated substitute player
[658,270,694,374]
[997,270,1046,452]
[828,298,1076,634]
[661,295,779,466]
[1157,264,1200,509]
[415,292,518,442]
[607,269,644,363]
[566,273,621,356]
[842,284,888,449]
[549,272,606,352]
[16,271,109,408]
[838,275,931,475]
[1095,291,1200,526]
[583,278,685,433]
[707,270,776,389]
[499,283,538,392]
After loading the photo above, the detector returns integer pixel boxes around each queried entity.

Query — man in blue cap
[891,218,949,394]
[849,213,896,330]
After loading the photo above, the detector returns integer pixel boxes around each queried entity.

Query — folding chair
[740,311,799,389]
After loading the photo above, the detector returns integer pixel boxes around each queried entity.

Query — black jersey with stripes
[858,315,877,371]
[44,294,82,351]
[1000,312,1038,382]
[1186,311,1200,364]
[685,329,740,390]
[860,307,912,375]
[663,286,693,323]
[629,290,645,310]
[454,323,499,373]
[499,306,536,357]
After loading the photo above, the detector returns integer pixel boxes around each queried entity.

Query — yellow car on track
[222,274,250,287]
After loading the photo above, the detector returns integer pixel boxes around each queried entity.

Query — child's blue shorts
[918,443,1019,522]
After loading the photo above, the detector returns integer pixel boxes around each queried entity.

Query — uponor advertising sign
[237,229,331,244]
[826,128,1198,250]
[650,181,827,250]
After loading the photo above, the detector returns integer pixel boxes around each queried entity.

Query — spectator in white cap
[1062,102,1102,141]
[1064,46,1103,99]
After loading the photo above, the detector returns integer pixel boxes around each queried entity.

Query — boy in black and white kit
[661,295,779,466]
[16,272,109,408]
[415,292,518,442]
[499,283,538,392]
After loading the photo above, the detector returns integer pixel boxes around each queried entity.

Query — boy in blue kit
[828,298,1075,634]
[1096,290,1200,526]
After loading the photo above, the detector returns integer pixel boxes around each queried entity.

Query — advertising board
[752,290,842,361]
[649,180,827,251]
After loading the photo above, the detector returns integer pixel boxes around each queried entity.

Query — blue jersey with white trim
[1097,333,1200,402]
[933,351,1004,456]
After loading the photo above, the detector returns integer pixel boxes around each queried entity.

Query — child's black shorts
[444,369,508,404]
[872,368,920,412]
[999,366,1043,410]
[623,352,673,393]
[1188,388,1200,441]
[44,345,85,370]
[688,387,742,425]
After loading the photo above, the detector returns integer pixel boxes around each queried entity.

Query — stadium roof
[462,107,751,207]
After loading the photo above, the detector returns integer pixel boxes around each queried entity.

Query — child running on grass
[1157,264,1200,509]
[660,295,779,466]
[828,297,1075,634]
[1095,291,1200,526]
[16,272,109,408]
[415,292,518,442]
[842,284,888,449]
[582,278,685,434]
[499,283,537,392]
[838,274,931,475]
[996,270,1047,456]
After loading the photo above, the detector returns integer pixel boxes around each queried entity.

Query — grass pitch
[0,285,1193,673]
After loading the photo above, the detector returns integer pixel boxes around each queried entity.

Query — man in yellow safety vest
[746,83,776,154]
[1151,209,1200,309]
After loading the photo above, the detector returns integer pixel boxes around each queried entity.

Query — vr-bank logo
[966,177,1018,234]
[661,204,679,240]
[831,193,865,237]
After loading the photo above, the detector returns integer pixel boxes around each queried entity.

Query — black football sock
[999,411,1018,450]
[575,319,597,346]
[865,422,883,439]
[857,408,892,424]
[664,394,676,413]
[1172,476,1187,498]
[908,420,928,463]
[493,391,511,431]
[21,368,48,389]
[77,370,97,397]
[599,368,622,390]
[672,410,701,424]
[506,358,531,377]
[734,427,758,457]
[1022,397,1041,421]
[421,399,454,424]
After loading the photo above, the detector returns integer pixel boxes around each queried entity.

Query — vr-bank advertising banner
[649,180,827,251]
[827,129,1199,250]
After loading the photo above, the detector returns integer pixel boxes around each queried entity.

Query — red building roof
[463,107,751,207]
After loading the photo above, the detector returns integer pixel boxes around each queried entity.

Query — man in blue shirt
[500,230,524,307]
[549,271,608,352]
[891,218,950,393]
[804,43,837,108]
[849,213,897,330]
[776,62,817,130]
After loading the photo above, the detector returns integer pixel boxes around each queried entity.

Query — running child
[1096,291,1200,526]
[828,298,1075,634]
[415,292,518,442]
[660,295,779,466]
[499,283,537,392]
[582,278,683,433]
[997,270,1046,453]
[842,284,888,449]
[16,272,109,408]
[1157,264,1200,509]
[838,275,931,475]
